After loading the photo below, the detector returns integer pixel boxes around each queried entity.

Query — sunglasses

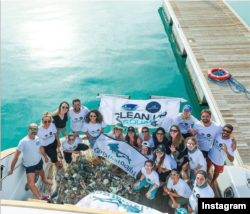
[62,106,69,109]
[170,173,179,177]
[90,115,97,118]
[43,120,51,124]
[223,129,231,134]
[29,128,38,131]
[68,138,75,141]
[115,128,122,131]
[144,165,152,168]
[156,133,164,136]
[187,143,195,147]
[141,148,148,151]
[170,129,178,133]
[142,130,149,133]
[156,151,164,154]
[73,104,81,107]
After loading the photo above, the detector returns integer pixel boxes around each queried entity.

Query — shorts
[201,150,209,158]
[24,158,43,174]
[57,126,67,136]
[207,157,224,173]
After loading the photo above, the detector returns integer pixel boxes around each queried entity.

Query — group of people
[7,100,237,213]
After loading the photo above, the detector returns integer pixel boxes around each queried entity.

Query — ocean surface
[1,1,249,151]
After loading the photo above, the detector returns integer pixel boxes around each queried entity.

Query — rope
[208,70,250,100]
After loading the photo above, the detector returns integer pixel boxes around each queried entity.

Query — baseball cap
[155,144,166,153]
[141,141,150,147]
[183,105,192,112]
[127,126,135,133]
[115,123,123,129]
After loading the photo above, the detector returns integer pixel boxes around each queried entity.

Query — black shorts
[25,158,43,174]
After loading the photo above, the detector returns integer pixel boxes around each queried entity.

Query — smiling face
[201,112,211,124]
[187,139,196,151]
[28,123,39,137]
[128,131,134,138]
[141,145,148,155]
[42,116,52,129]
[144,161,153,172]
[169,126,179,138]
[73,101,81,112]
[60,102,69,114]
[142,128,149,137]
[156,130,164,142]
[170,170,180,182]
[196,173,206,186]
[222,127,232,138]
[183,109,191,118]
[89,112,97,123]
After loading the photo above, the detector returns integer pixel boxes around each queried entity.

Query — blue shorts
[25,158,43,174]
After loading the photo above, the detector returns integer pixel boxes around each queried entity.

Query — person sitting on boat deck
[188,170,214,214]
[8,123,52,200]
[133,160,160,200]
[62,132,89,164]
[168,125,187,171]
[153,144,177,186]
[69,98,89,137]
[182,137,206,184]
[139,127,155,151]
[52,101,70,140]
[125,126,142,150]
[177,105,198,139]
[207,124,235,188]
[192,109,236,158]
[140,141,154,161]
[152,127,171,155]
[164,168,192,209]
[107,123,125,141]
[37,112,63,167]
[82,109,106,147]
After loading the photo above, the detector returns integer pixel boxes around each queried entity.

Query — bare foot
[42,179,53,185]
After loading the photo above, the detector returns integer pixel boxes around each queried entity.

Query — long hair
[112,129,124,141]
[52,101,69,116]
[153,152,166,168]
[141,145,152,156]
[168,125,183,148]
[125,132,139,148]
[184,136,200,150]
[41,112,53,125]
[85,109,103,124]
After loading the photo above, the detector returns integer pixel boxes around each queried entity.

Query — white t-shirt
[177,113,199,134]
[62,137,82,151]
[17,136,42,167]
[167,178,192,198]
[107,132,125,141]
[155,155,177,170]
[189,181,214,210]
[82,121,106,137]
[69,107,89,131]
[188,149,207,171]
[193,121,223,151]
[208,134,234,166]
[139,133,155,148]
[37,123,57,146]
[141,167,160,186]
[146,153,154,161]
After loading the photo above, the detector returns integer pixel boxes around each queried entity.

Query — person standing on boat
[192,109,236,158]
[152,127,171,155]
[164,168,192,209]
[62,132,89,164]
[207,124,235,187]
[168,125,187,171]
[107,123,125,141]
[125,126,142,150]
[139,127,155,151]
[153,144,177,186]
[177,105,198,139]
[37,112,63,167]
[82,109,106,147]
[188,170,214,214]
[52,101,70,140]
[69,98,89,137]
[140,141,154,161]
[8,123,52,200]
[133,160,160,200]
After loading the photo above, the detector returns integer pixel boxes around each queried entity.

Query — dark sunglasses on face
[29,128,38,131]
[223,129,231,134]
[115,128,122,131]
[170,129,178,133]
[156,151,164,154]
[170,173,179,177]
[68,138,75,141]
[141,148,148,151]
[43,120,51,124]
[90,115,97,118]
[62,106,69,109]
[142,130,149,133]
[156,133,164,136]
[73,104,81,107]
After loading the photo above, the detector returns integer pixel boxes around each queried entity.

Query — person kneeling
[133,160,160,200]
[164,168,192,209]
[62,132,89,164]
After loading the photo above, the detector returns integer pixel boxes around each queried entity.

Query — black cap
[155,144,166,153]
[127,126,135,133]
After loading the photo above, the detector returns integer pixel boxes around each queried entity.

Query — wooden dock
[164,0,250,165]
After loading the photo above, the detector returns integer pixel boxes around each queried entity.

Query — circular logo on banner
[146,102,161,113]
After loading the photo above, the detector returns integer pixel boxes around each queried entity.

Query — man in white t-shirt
[192,109,236,158]
[8,123,52,200]
[207,124,235,187]
[68,98,89,137]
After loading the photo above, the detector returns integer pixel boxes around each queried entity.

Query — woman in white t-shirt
[139,127,155,150]
[188,170,214,213]
[140,141,153,161]
[107,123,125,141]
[133,160,160,200]
[62,132,89,164]
[82,109,106,147]
[182,137,207,183]
[38,112,63,167]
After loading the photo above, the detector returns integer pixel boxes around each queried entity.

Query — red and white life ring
[207,68,230,80]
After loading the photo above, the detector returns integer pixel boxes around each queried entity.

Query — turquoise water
[227,0,250,27]
[1,1,248,151]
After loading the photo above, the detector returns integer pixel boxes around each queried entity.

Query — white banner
[98,95,182,130]
[93,134,147,178]
[76,191,167,214]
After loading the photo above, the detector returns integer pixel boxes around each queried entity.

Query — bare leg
[210,172,219,187]
[188,205,193,213]
[37,169,53,185]
[206,164,212,174]
[27,173,41,199]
